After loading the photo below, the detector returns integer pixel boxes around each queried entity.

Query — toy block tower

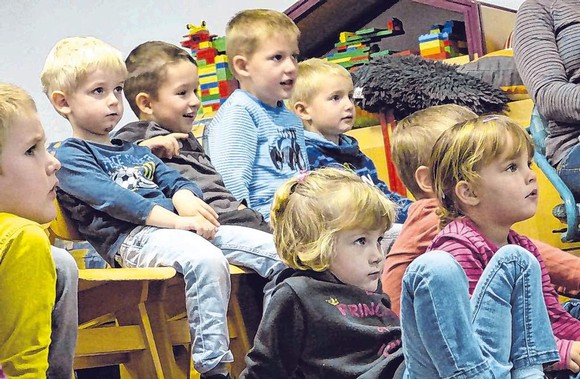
[418,20,468,60]
[181,22,238,118]
[325,18,404,70]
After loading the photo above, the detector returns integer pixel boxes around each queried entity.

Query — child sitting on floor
[241,167,405,379]
[384,104,580,316]
[402,115,579,378]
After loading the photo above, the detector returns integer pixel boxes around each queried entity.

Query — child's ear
[231,55,249,78]
[415,165,434,195]
[292,101,312,122]
[455,180,479,206]
[135,92,153,116]
[51,91,71,116]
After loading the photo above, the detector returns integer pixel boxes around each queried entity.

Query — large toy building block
[181,22,238,118]
[418,20,467,60]
[325,18,404,70]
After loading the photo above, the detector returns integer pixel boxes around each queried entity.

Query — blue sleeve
[207,104,257,204]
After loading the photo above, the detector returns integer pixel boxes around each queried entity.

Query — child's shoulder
[0,213,48,248]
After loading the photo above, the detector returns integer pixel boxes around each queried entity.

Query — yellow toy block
[199,75,218,85]
[209,87,219,95]
[199,41,211,49]
[203,105,214,114]
[215,55,228,63]
[420,39,444,50]
[420,46,444,56]
[198,64,216,76]
[339,32,356,43]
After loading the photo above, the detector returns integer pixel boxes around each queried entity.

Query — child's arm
[242,284,304,378]
[172,189,219,227]
[0,222,55,378]
[138,133,189,159]
[208,106,257,205]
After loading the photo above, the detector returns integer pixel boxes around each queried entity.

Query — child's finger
[168,132,189,140]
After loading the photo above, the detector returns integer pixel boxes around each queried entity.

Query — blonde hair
[124,41,197,117]
[0,83,37,156]
[289,58,352,108]
[270,167,395,271]
[226,9,300,73]
[41,36,127,116]
[392,105,477,198]
[430,115,534,228]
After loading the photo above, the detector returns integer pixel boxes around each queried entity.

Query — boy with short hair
[289,58,413,223]
[0,82,76,379]
[114,39,284,298]
[41,36,269,379]
[207,9,308,221]
[384,104,580,315]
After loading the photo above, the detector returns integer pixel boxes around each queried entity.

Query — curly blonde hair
[270,167,395,271]
[430,114,534,228]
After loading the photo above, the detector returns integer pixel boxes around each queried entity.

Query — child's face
[302,74,354,143]
[468,142,537,228]
[241,33,299,107]
[0,113,61,224]
[148,60,201,134]
[329,227,385,292]
[64,69,125,144]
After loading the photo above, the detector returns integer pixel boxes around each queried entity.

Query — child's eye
[272,54,283,62]
[177,90,187,96]
[354,237,367,246]
[291,54,299,62]
[506,163,517,172]
[330,95,340,101]
[114,86,124,94]
[92,87,104,95]
[528,160,534,168]
[377,236,384,246]
[25,144,37,156]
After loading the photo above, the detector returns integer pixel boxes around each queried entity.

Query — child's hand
[177,196,220,227]
[569,341,580,373]
[139,133,189,159]
[174,215,218,240]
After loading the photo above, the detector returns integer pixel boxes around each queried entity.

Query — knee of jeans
[404,250,463,286]
[494,245,539,271]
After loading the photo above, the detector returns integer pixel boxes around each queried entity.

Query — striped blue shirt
[207,90,308,221]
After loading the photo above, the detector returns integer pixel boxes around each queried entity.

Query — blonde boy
[41,36,240,378]
[207,9,308,222]
[290,58,412,224]
[0,83,77,378]
[383,104,580,315]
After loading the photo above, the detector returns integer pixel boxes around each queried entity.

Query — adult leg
[557,144,580,200]
[401,250,492,379]
[118,226,233,376]
[470,246,559,377]
[48,246,78,379]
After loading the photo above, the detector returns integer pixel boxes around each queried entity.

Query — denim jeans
[401,246,559,379]
[49,247,78,379]
[557,144,580,200]
[117,224,284,374]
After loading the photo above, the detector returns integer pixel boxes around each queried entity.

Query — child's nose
[47,153,61,173]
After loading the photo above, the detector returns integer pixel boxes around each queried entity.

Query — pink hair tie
[296,170,310,182]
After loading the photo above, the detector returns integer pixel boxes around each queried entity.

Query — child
[0,83,75,378]
[40,36,277,379]
[384,104,580,315]
[289,58,413,223]
[114,39,285,302]
[115,40,271,233]
[240,168,405,378]
[206,9,308,221]
[402,115,580,377]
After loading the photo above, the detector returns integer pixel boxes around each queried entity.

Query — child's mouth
[280,79,294,87]
[183,113,195,119]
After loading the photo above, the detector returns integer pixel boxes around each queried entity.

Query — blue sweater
[304,131,412,223]
[207,90,308,221]
[55,138,202,265]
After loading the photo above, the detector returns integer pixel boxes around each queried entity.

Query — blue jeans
[557,144,580,200]
[117,224,284,374]
[401,247,559,379]
[49,247,78,379]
